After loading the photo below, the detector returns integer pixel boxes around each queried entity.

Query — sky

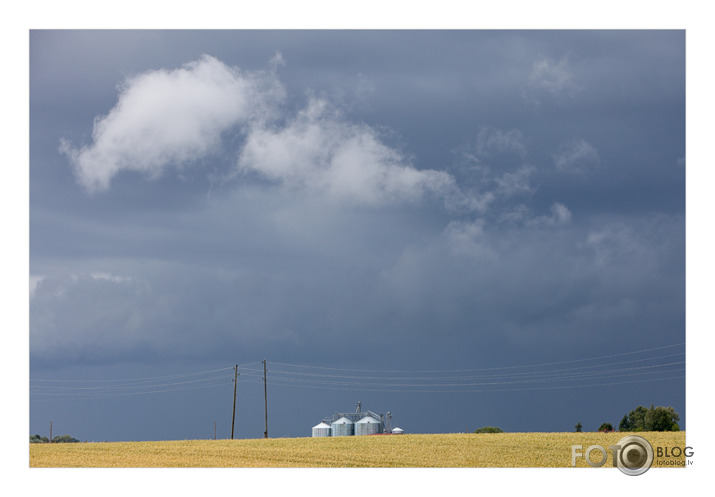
[28,29,687,444]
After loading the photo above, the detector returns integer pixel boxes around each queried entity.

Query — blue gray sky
[29,30,686,442]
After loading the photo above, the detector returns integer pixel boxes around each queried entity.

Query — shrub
[474,426,504,433]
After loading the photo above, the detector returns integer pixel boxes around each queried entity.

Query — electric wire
[30,367,235,401]
[264,374,685,393]
[30,366,234,384]
[266,342,685,373]
[29,343,685,399]
[242,362,684,389]
[31,375,231,392]
[238,352,684,382]
[237,342,685,393]
[31,380,232,402]
[243,361,685,387]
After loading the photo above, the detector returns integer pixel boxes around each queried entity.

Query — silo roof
[313,422,331,429]
[332,416,353,424]
[357,415,380,423]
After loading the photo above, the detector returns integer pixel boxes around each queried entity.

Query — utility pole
[214,422,217,440]
[231,364,238,440]
[49,421,52,443]
[263,359,268,439]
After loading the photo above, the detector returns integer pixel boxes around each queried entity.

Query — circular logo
[615,435,654,476]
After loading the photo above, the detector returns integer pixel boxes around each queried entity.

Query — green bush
[474,426,504,433]
[51,435,80,443]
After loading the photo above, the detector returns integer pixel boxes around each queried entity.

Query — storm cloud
[30,30,685,442]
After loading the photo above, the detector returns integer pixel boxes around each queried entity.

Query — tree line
[30,434,80,443]
[575,404,680,432]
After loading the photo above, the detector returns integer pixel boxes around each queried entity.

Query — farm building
[311,422,331,437]
[311,402,402,437]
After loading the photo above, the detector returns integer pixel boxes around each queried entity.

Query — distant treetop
[474,426,504,434]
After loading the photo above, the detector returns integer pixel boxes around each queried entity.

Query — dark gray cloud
[30,30,684,441]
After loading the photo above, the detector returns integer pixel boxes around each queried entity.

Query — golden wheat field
[29,432,687,468]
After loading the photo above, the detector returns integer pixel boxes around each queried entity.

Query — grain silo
[331,416,355,437]
[391,427,404,435]
[355,415,382,436]
[312,422,332,437]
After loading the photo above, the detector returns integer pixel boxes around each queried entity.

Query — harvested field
[30,432,686,468]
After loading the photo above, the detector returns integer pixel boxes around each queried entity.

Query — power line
[30,380,232,401]
[233,342,685,394]
[247,362,684,390]
[265,373,685,394]
[266,342,685,374]
[31,374,231,392]
[28,342,685,402]
[30,366,234,384]
[238,352,684,382]
[30,368,236,402]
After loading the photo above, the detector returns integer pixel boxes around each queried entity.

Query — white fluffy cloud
[60,55,282,192]
[237,98,457,206]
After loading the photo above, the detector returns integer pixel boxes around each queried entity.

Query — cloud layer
[45,46,684,367]
[32,31,685,441]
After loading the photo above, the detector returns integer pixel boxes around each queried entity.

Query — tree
[575,422,582,432]
[30,434,49,443]
[598,423,613,432]
[51,435,80,443]
[619,405,680,432]
[474,426,504,433]
[646,406,680,431]
[619,405,649,431]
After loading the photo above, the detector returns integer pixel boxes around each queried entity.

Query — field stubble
[29,432,686,468]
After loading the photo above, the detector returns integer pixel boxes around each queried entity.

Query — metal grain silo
[355,415,382,436]
[391,427,404,435]
[312,422,332,437]
[331,416,354,436]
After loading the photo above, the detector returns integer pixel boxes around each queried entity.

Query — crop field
[30,432,686,468]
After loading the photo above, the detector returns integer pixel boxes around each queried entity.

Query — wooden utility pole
[214,422,217,440]
[49,421,52,443]
[263,359,268,439]
[231,364,238,440]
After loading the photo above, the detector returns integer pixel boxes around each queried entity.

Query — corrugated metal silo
[331,416,354,436]
[355,415,382,436]
[312,422,332,437]
[391,427,404,435]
